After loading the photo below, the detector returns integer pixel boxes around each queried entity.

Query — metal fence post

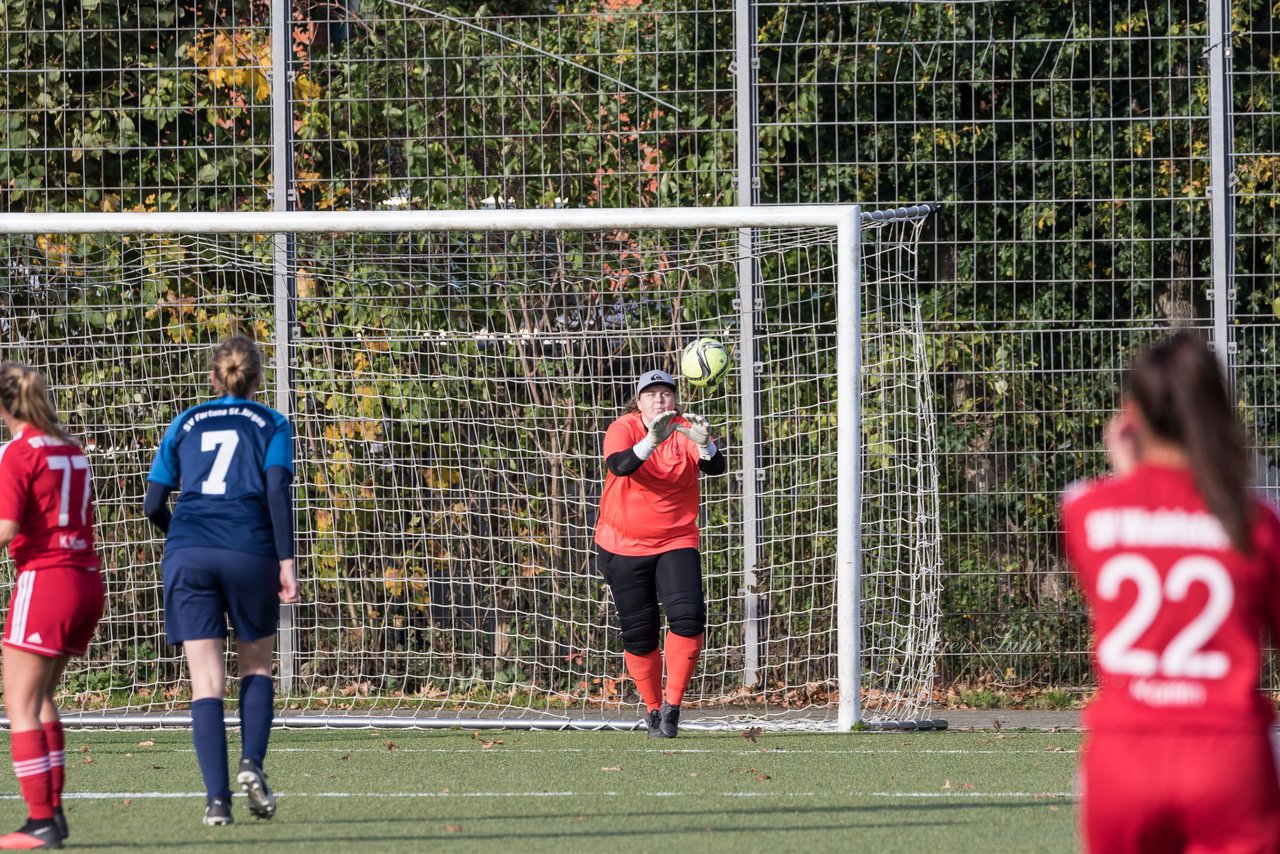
[270,0,298,696]
[735,0,764,689]
[1207,0,1235,369]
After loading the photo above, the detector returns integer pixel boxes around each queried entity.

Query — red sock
[623,650,663,712]
[10,729,52,820]
[43,721,65,808]
[663,631,704,707]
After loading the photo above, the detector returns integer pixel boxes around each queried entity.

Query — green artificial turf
[1,728,1082,853]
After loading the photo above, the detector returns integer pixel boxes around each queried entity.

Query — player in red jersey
[0,364,104,849]
[595,369,727,738]
[1061,333,1280,854]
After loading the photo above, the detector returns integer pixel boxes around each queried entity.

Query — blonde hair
[211,335,263,398]
[0,363,73,443]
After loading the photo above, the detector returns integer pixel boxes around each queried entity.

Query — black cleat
[203,796,234,827]
[0,818,63,849]
[659,702,681,738]
[645,708,666,739]
[51,808,66,842]
[237,757,277,820]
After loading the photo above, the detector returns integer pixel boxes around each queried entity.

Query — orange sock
[663,631,704,706]
[623,650,663,712]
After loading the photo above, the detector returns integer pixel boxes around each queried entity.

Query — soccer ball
[680,338,731,388]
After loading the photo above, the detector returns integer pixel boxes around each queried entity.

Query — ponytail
[211,335,263,399]
[1128,332,1252,552]
[0,363,74,445]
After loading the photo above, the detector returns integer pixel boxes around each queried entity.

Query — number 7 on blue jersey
[200,430,240,495]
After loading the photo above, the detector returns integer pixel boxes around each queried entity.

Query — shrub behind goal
[0,206,939,730]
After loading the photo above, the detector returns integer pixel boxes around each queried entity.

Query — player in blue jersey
[144,335,299,827]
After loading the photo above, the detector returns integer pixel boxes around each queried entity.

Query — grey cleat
[237,757,277,820]
[203,796,234,827]
[659,702,681,738]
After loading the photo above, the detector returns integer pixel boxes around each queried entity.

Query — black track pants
[597,546,706,655]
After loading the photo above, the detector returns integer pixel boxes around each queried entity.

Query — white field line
[138,746,1076,756]
[0,790,1076,801]
[870,792,1076,799]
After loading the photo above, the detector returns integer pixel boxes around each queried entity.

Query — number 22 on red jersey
[1088,546,1265,711]
[1097,554,1232,679]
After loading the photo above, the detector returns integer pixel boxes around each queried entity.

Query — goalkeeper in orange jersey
[1061,333,1280,852]
[594,369,726,738]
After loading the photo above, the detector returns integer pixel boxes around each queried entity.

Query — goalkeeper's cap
[636,369,677,394]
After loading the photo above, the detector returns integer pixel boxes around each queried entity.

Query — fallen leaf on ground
[467,731,502,748]
[384,740,398,751]
[601,766,622,772]
[941,780,952,790]
[444,825,465,833]
[741,726,763,744]
[138,740,155,747]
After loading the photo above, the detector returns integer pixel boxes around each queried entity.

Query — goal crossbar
[0,205,935,235]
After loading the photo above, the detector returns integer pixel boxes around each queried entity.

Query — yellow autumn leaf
[294,75,321,102]
[253,70,271,102]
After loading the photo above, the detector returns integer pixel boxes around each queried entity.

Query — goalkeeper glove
[643,410,680,448]
[675,413,717,459]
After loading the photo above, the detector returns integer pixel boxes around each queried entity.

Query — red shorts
[3,566,104,658]
[1081,730,1280,854]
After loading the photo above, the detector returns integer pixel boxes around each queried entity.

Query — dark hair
[211,335,263,398]
[0,363,74,444]
[1128,332,1252,552]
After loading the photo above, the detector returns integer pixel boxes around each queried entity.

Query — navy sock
[190,698,229,801]
[239,675,274,767]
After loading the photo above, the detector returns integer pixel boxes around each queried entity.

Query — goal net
[0,207,938,729]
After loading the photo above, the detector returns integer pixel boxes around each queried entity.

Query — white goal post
[0,205,939,731]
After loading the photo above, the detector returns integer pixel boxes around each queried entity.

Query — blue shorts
[162,547,280,644]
